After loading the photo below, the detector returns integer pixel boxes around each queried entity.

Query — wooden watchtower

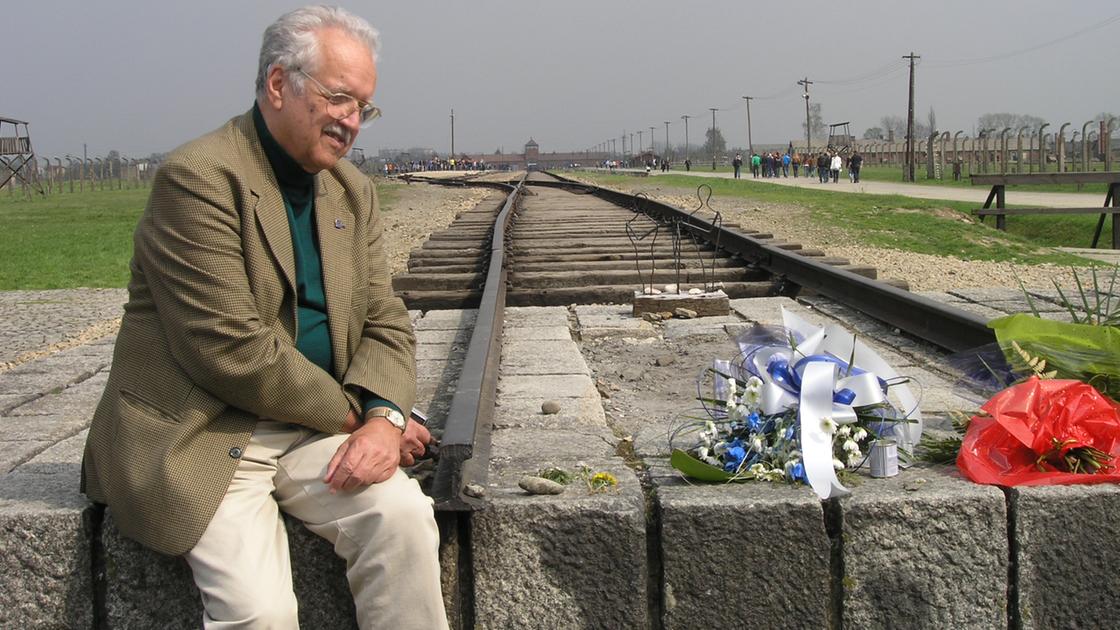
[1,116,44,196]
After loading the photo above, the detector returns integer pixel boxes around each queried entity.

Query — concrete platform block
[729,296,821,325]
[503,306,571,328]
[574,305,659,339]
[490,427,618,460]
[840,465,1007,629]
[497,374,596,399]
[1015,483,1120,630]
[493,396,607,429]
[414,309,477,331]
[0,472,94,629]
[947,287,1026,303]
[657,479,831,629]
[501,340,590,375]
[502,325,572,342]
[414,327,472,345]
[661,316,741,340]
[472,457,647,630]
[416,343,468,361]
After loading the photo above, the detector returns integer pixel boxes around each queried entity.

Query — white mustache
[324,122,352,145]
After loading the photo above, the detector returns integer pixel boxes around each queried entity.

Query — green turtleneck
[253,104,398,419]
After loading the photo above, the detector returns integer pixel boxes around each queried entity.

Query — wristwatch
[367,406,407,432]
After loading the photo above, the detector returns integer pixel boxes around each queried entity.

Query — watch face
[386,409,406,430]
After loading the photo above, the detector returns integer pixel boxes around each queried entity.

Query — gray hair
[255,5,380,97]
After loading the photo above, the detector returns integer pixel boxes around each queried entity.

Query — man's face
[266,27,377,173]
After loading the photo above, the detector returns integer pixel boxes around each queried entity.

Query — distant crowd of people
[383,157,489,175]
[731,150,863,183]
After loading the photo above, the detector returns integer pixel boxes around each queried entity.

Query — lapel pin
[334,218,346,229]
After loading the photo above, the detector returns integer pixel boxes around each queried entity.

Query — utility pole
[621,131,626,157]
[798,78,813,155]
[709,107,719,169]
[742,96,754,154]
[649,126,656,155]
[449,108,455,158]
[903,52,920,182]
[664,121,671,160]
[638,130,643,154]
[681,115,691,162]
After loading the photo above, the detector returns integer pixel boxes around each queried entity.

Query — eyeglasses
[297,68,381,127]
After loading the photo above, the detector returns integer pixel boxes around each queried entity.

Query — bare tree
[862,127,885,139]
[977,112,1046,132]
[927,107,937,134]
[802,103,826,140]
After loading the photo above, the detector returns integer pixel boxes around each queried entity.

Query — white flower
[821,417,837,435]
[843,439,859,453]
[746,376,763,390]
[751,437,764,452]
[838,425,851,437]
[833,458,845,470]
[853,428,868,441]
[742,387,761,406]
[847,454,862,468]
[727,379,738,396]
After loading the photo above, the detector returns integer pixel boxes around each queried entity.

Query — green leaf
[670,449,738,482]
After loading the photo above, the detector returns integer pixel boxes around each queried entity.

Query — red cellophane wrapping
[957,377,1120,486]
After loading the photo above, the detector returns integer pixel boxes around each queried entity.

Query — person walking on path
[850,151,863,183]
[81,7,448,628]
[782,152,791,177]
[732,153,743,179]
[751,152,761,178]
[792,153,800,177]
[817,153,829,183]
[685,158,692,172]
[830,152,843,183]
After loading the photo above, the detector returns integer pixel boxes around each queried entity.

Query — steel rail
[537,172,995,353]
[428,174,525,511]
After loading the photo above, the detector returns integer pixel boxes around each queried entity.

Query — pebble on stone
[654,355,676,367]
[464,483,486,498]
[541,400,562,414]
[674,307,698,319]
[518,475,566,495]
[642,312,661,322]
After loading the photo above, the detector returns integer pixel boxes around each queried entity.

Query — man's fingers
[324,441,350,483]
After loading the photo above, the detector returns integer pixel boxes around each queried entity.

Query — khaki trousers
[184,420,448,629]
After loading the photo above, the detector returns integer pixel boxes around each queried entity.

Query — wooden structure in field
[0,116,42,195]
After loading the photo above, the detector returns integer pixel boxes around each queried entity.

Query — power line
[925,10,1120,68]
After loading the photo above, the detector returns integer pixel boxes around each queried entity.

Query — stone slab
[503,306,571,328]
[0,439,53,474]
[661,316,742,340]
[501,325,573,342]
[497,374,596,399]
[947,287,1029,303]
[840,465,1007,629]
[500,340,590,375]
[898,365,975,414]
[490,427,618,461]
[574,304,659,339]
[414,327,472,345]
[414,309,477,331]
[945,301,1007,321]
[0,472,93,629]
[10,430,87,475]
[100,509,454,629]
[416,343,468,361]
[657,478,831,629]
[729,296,823,325]
[1014,483,1120,630]
[492,396,607,429]
[8,369,107,417]
[472,457,647,630]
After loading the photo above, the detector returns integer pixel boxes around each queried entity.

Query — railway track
[395,171,885,310]
[398,169,996,510]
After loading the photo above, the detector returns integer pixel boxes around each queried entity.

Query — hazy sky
[5,0,1118,159]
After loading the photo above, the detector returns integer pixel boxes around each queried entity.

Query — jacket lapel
[315,176,353,377]
[237,113,297,293]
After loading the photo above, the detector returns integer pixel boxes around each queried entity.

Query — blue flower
[723,443,747,472]
[783,425,795,441]
[747,412,762,431]
[790,461,807,483]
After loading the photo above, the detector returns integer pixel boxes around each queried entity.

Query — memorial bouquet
[931,267,1120,486]
[669,308,922,499]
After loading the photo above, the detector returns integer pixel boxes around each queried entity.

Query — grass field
[0,179,405,290]
[577,172,1095,267]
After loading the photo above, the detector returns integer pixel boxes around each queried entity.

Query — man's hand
[399,419,432,467]
[323,418,402,492]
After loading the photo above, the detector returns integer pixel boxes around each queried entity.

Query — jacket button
[229,447,243,459]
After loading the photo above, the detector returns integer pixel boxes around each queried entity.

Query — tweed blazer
[82,110,417,556]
